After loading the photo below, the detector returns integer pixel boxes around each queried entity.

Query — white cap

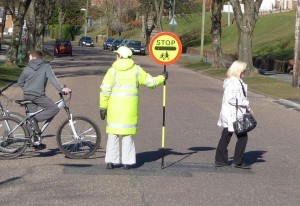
[114,46,132,58]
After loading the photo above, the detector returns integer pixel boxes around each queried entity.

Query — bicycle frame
[3,92,79,143]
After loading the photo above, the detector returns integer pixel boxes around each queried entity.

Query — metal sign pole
[148,32,182,169]
[161,65,167,169]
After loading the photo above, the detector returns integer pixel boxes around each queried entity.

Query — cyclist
[17,50,71,149]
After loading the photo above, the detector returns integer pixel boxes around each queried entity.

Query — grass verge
[0,65,22,87]
[178,56,299,101]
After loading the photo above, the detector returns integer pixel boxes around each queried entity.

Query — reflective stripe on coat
[100,58,165,135]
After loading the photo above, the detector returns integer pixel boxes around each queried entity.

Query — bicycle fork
[68,114,80,140]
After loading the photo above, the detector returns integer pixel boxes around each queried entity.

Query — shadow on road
[55,69,106,78]
[242,150,267,165]
[0,176,23,186]
[136,146,215,169]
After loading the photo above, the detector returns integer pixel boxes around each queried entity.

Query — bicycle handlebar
[0,80,17,94]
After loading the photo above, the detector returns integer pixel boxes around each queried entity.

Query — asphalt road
[0,45,300,206]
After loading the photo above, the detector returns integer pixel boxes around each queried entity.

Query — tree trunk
[211,0,225,68]
[35,0,46,51]
[144,9,155,47]
[153,0,164,32]
[293,0,300,87]
[237,24,254,67]
[5,0,31,66]
[229,0,263,70]
[27,1,36,51]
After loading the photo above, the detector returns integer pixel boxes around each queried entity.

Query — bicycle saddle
[15,100,33,106]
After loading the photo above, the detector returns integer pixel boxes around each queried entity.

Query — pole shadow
[135,147,216,168]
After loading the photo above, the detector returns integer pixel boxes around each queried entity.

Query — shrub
[127,20,142,28]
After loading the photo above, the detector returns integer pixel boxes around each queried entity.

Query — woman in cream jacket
[215,60,253,169]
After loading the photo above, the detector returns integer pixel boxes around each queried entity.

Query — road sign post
[149,32,182,169]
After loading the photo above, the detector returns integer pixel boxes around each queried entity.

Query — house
[223,0,296,14]
[0,7,13,35]
[275,0,296,10]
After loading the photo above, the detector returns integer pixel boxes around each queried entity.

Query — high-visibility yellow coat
[100,58,165,135]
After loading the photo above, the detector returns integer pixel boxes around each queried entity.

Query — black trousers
[215,128,248,165]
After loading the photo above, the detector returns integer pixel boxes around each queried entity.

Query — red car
[54,40,72,56]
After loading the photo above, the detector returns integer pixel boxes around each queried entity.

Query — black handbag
[233,99,257,136]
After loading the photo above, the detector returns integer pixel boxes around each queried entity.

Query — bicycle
[0,80,25,120]
[0,91,101,159]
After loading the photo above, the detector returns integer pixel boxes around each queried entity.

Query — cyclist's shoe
[33,143,46,150]
[29,118,41,134]
[1,139,13,147]
[31,134,41,146]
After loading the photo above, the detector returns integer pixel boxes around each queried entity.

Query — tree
[94,0,118,36]
[46,0,84,39]
[293,0,300,87]
[4,0,31,66]
[229,0,263,70]
[152,0,165,32]
[26,0,55,51]
[211,0,225,68]
[138,0,167,46]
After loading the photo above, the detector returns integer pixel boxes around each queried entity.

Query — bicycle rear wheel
[56,116,101,159]
[0,116,29,159]
[7,112,26,120]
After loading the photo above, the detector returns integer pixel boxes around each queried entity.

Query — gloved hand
[162,70,168,80]
[100,109,107,120]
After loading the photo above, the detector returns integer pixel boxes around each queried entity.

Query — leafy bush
[49,24,75,40]
[61,24,75,40]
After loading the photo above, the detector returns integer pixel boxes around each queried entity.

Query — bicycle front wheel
[0,116,29,159]
[56,116,101,158]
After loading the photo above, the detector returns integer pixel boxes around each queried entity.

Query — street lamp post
[169,0,177,32]
[80,8,87,36]
[228,1,230,26]
[172,0,176,32]
[80,0,89,36]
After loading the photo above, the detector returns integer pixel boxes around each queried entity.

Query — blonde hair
[226,60,248,78]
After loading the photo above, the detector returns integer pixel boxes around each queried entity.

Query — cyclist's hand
[62,87,72,95]
[100,109,107,120]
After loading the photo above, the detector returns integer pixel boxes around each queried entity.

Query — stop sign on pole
[149,32,182,65]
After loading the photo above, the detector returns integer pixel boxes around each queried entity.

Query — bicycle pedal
[33,143,46,150]
[32,141,40,146]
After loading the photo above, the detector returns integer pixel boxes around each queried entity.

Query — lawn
[0,65,22,88]
[178,57,299,101]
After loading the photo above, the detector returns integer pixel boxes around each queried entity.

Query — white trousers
[105,134,136,165]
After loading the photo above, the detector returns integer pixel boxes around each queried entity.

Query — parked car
[78,36,94,47]
[110,38,124,51]
[120,39,130,47]
[54,39,72,56]
[124,40,146,55]
[103,37,115,50]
